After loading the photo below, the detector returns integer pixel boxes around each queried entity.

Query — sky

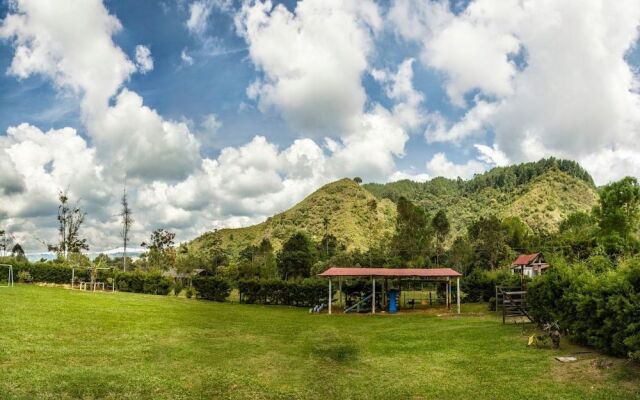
[1,0,640,253]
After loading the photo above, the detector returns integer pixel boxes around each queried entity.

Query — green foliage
[593,177,640,255]
[116,271,173,295]
[190,178,397,259]
[277,232,316,280]
[392,197,432,265]
[174,281,184,296]
[238,278,326,307]
[461,269,523,303]
[528,258,640,358]
[365,159,598,240]
[191,276,230,301]
[468,215,512,270]
[17,270,32,283]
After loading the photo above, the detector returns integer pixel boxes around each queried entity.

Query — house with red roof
[510,253,549,277]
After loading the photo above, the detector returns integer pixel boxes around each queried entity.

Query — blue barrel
[388,289,398,314]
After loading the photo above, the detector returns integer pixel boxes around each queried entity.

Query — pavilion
[318,267,463,315]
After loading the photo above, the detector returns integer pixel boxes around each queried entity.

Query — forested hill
[190,159,598,258]
[364,158,598,237]
[190,178,397,257]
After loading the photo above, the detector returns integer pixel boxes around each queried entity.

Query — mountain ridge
[191,159,599,257]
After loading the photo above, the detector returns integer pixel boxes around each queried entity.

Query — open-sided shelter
[319,267,463,314]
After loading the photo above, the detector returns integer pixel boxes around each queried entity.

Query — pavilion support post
[328,278,332,315]
[456,277,460,314]
[372,277,376,314]
[338,278,343,310]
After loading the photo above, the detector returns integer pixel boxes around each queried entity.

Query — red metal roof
[318,267,462,278]
[512,253,540,266]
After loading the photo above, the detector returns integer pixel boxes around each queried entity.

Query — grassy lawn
[0,285,638,399]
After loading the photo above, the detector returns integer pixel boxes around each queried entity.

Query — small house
[510,253,549,277]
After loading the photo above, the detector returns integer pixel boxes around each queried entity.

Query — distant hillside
[191,159,599,257]
[364,158,598,238]
[190,178,396,256]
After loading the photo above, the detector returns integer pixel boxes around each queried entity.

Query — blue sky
[1,0,640,251]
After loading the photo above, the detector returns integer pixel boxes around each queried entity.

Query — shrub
[116,271,173,295]
[174,281,184,296]
[462,269,524,303]
[528,258,640,359]
[17,270,32,283]
[191,276,230,301]
[238,278,326,307]
[185,287,194,299]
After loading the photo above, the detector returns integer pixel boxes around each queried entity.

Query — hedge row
[10,262,90,284]
[527,259,640,360]
[116,271,173,295]
[238,279,326,307]
[192,276,230,301]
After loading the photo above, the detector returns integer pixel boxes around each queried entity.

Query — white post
[445,280,449,308]
[71,268,75,290]
[328,278,332,315]
[457,277,461,314]
[372,278,376,314]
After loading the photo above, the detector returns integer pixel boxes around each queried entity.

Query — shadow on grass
[306,330,360,363]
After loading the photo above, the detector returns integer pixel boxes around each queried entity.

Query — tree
[556,211,597,260]
[141,229,176,270]
[392,197,432,266]
[120,185,133,272]
[48,191,88,258]
[277,232,315,280]
[501,216,531,252]
[353,177,363,184]
[468,215,511,270]
[431,210,450,266]
[0,230,14,257]
[10,243,25,259]
[446,236,474,275]
[593,177,640,252]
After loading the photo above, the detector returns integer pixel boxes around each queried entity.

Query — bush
[462,269,524,303]
[116,271,173,295]
[174,281,184,296]
[238,278,326,307]
[185,287,194,299]
[192,276,230,301]
[528,258,640,359]
[17,270,32,283]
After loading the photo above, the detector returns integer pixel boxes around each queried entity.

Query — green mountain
[364,158,598,238]
[191,159,599,257]
[190,178,397,256]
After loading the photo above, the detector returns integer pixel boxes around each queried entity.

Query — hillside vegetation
[192,159,598,257]
[365,159,598,239]
[191,178,396,256]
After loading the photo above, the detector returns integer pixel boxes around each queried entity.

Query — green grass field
[0,285,638,399]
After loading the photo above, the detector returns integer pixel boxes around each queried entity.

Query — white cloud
[186,1,213,35]
[1,0,201,182]
[390,0,521,107]
[181,49,194,65]
[474,143,509,167]
[387,170,431,183]
[134,45,154,73]
[425,99,497,143]
[372,58,425,131]
[236,0,382,135]
[393,0,640,184]
[425,153,486,180]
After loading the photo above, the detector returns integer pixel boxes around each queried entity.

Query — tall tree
[593,177,640,250]
[277,232,315,280]
[48,191,88,258]
[392,197,432,266]
[0,230,13,257]
[11,243,25,259]
[431,210,450,266]
[468,215,510,270]
[120,186,133,271]
[141,229,176,270]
